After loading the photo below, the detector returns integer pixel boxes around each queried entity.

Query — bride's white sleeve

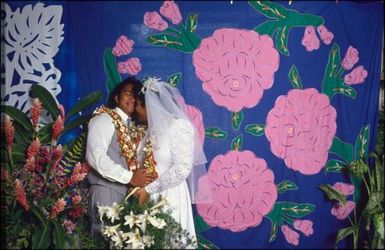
[145,119,194,194]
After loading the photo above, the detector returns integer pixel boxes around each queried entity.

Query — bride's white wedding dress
[141,118,197,245]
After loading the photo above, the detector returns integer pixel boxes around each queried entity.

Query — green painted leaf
[349,171,362,203]
[332,85,357,99]
[275,26,290,56]
[248,1,287,19]
[354,124,370,160]
[245,123,265,137]
[335,225,357,245]
[254,20,279,38]
[30,84,60,120]
[269,222,278,242]
[52,219,66,249]
[194,214,210,233]
[104,47,122,94]
[288,65,303,89]
[231,134,243,151]
[205,127,228,140]
[278,202,315,219]
[147,34,185,52]
[186,13,199,33]
[197,234,218,249]
[325,159,347,174]
[167,72,183,87]
[329,136,354,163]
[63,115,92,134]
[277,180,298,193]
[325,43,341,78]
[319,184,346,205]
[1,105,32,132]
[231,111,244,130]
[66,91,103,118]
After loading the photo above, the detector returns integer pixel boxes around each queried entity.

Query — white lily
[147,215,167,229]
[97,204,111,222]
[105,202,124,223]
[150,197,169,211]
[102,224,120,238]
[125,228,145,249]
[111,233,124,249]
[123,211,137,228]
[142,235,155,247]
[136,210,149,233]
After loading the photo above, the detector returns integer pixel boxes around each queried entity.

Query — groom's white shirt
[86,107,133,184]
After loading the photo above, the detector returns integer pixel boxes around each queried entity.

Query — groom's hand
[129,169,156,187]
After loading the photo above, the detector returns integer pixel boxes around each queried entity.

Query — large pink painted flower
[265,88,337,175]
[192,28,280,112]
[196,150,277,232]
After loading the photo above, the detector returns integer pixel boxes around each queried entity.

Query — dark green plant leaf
[60,132,87,173]
[196,234,218,249]
[194,214,210,234]
[52,219,66,249]
[277,180,298,193]
[231,134,243,151]
[349,171,362,203]
[63,115,92,134]
[30,84,60,120]
[167,72,183,87]
[12,144,28,164]
[288,65,303,89]
[245,123,265,137]
[355,125,370,160]
[104,47,122,93]
[319,184,346,205]
[66,91,103,118]
[325,159,347,174]
[364,192,384,215]
[30,206,51,249]
[205,127,228,140]
[13,122,32,146]
[329,136,354,163]
[231,111,244,131]
[335,225,357,245]
[275,25,290,56]
[1,105,32,132]
[38,122,53,144]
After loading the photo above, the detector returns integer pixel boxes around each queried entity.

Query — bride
[132,77,208,248]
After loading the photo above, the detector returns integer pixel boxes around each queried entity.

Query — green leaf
[288,65,303,89]
[329,136,354,163]
[186,13,199,33]
[275,26,290,56]
[355,125,370,160]
[167,72,183,87]
[52,219,66,249]
[63,115,92,134]
[196,234,218,249]
[364,192,384,215]
[1,105,32,132]
[248,1,287,19]
[349,171,362,203]
[335,225,357,245]
[325,43,341,79]
[277,180,298,193]
[13,122,32,145]
[66,91,103,118]
[268,222,278,242]
[147,34,185,52]
[319,184,346,205]
[231,134,243,151]
[205,127,228,140]
[194,214,210,233]
[231,111,244,131]
[38,122,53,144]
[325,159,347,174]
[278,202,315,218]
[245,123,265,137]
[103,47,122,93]
[11,144,28,164]
[254,20,279,38]
[30,84,60,120]
[30,206,51,249]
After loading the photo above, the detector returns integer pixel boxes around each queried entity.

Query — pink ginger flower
[160,1,182,25]
[281,225,300,246]
[333,182,355,196]
[117,57,142,75]
[15,179,29,211]
[1,169,11,182]
[3,116,15,150]
[30,174,45,199]
[62,219,76,235]
[331,200,356,220]
[344,65,368,85]
[24,157,36,172]
[316,25,334,45]
[58,104,65,121]
[301,26,320,52]
[112,35,134,57]
[30,98,43,130]
[50,145,64,174]
[144,11,168,31]
[50,198,66,219]
[293,219,314,236]
[341,46,359,70]
[72,195,82,206]
[67,162,88,187]
[52,115,64,142]
[27,138,41,160]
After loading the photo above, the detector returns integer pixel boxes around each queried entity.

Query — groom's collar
[114,107,131,124]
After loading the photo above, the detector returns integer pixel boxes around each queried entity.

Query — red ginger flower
[15,179,29,211]
[30,98,42,130]
[3,116,15,150]
[27,138,41,160]
[67,162,88,187]
[52,115,64,142]
[71,195,82,206]
[50,198,66,219]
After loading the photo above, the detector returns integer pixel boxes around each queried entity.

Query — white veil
[142,77,209,204]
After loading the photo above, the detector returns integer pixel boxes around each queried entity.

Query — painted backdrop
[2,1,383,248]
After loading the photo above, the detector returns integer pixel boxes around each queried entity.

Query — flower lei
[92,106,156,174]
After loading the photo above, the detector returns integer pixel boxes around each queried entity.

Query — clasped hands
[129,168,158,206]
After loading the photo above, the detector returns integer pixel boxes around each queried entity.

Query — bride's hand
[136,188,150,206]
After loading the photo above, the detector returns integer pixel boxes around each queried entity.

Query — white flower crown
[141,77,161,94]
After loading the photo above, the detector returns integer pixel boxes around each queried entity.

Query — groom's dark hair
[106,77,141,108]
[133,80,146,108]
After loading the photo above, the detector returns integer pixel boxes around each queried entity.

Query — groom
[86,77,157,236]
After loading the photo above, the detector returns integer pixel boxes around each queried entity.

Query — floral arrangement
[1,85,103,249]
[98,187,197,249]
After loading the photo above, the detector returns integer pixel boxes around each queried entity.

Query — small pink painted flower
[143,11,168,31]
[112,35,134,57]
[331,200,356,220]
[302,26,320,52]
[160,0,182,25]
[15,179,29,211]
[281,225,300,246]
[293,219,314,236]
[316,25,334,45]
[50,198,67,219]
[30,98,42,130]
[117,57,142,76]
[27,138,41,159]
[3,116,15,150]
[344,65,367,85]
[72,195,82,206]
[62,219,76,235]
[333,182,355,196]
[52,115,64,142]
[341,46,359,70]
